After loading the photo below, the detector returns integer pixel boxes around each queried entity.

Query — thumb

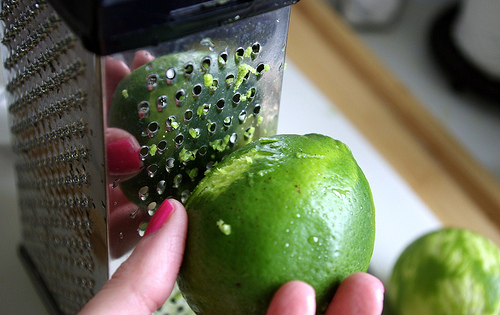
[79,199,188,315]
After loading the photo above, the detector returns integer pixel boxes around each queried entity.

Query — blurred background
[332,0,500,181]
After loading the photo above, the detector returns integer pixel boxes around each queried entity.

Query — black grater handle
[46,0,299,55]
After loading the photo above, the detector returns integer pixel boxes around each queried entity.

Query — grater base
[18,245,63,315]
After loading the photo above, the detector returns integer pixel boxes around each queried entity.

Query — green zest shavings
[234,64,256,90]
[210,134,231,152]
[179,148,197,163]
[204,73,214,87]
[149,144,157,156]
[217,219,231,235]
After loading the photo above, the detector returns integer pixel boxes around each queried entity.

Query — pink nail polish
[144,200,174,236]
[107,138,142,175]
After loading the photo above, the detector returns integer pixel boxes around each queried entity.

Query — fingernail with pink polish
[144,200,174,236]
[107,138,142,176]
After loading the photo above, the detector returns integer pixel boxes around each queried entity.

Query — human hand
[80,199,384,315]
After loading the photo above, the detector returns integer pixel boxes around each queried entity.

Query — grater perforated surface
[1,0,108,313]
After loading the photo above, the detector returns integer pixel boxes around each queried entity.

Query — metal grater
[1,0,296,314]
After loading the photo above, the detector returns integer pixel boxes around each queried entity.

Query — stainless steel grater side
[1,0,296,313]
[1,1,107,313]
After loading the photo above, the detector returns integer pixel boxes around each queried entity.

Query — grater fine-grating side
[1,0,296,314]
[1,0,108,313]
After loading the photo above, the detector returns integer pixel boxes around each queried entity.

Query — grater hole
[254,103,261,114]
[219,51,228,67]
[239,110,247,123]
[232,93,241,105]
[147,121,159,137]
[147,164,158,177]
[183,62,194,77]
[157,140,167,153]
[181,190,191,204]
[216,98,226,111]
[252,42,261,57]
[157,180,166,195]
[192,84,202,98]
[235,47,245,61]
[244,127,255,140]
[248,87,256,100]
[173,174,182,188]
[138,221,148,237]
[201,56,211,71]
[174,134,184,147]
[208,122,217,135]
[199,145,208,156]
[157,95,168,111]
[256,63,267,75]
[137,101,150,119]
[184,110,193,123]
[223,116,232,128]
[166,115,178,131]
[139,146,150,160]
[139,186,149,201]
[199,103,211,117]
[209,79,219,93]
[175,90,186,106]
[165,68,176,84]
[147,202,157,216]
[225,74,235,88]
[230,132,238,144]
[146,73,158,91]
[166,157,175,171]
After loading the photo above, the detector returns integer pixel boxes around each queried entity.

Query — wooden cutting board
[286,0,500,245]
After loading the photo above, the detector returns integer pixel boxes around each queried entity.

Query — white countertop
[356,0,500,181]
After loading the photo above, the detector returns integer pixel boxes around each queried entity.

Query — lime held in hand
[178,134,376,314]
[389,228,500,315]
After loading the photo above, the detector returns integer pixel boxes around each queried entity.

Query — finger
[105,56,131,111]
[79,200,188,315]
[108,196,148,258]
[132,50,155,70]
[106,127,143,179]
[326,272,384,315]
[266,281,316,315]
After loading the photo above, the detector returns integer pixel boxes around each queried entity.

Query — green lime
[177,133,376,314]
[389,228,500,315]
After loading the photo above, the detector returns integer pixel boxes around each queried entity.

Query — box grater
[0,0,297,313]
